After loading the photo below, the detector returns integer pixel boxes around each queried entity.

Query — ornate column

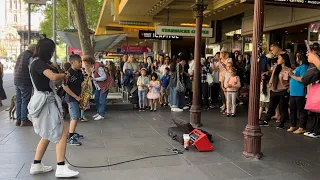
[190,0,207,127]
[243,0,264,159]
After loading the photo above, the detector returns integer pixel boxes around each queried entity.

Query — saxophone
[80,76,93,111]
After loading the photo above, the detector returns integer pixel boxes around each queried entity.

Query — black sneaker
[74,133,84,140]
[276,124,285,129]
[139,108,142,112]
[161,104,164,107]
[231,114,236,117]
[259,121,269,126]
[67,135,82,146]
[226,114,230,117]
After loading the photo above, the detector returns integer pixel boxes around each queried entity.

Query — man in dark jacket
[14,44,36,127]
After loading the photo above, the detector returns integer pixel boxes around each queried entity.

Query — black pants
[290,96,308,128]
[264,90,289,125]
[210,83,220,104]
[201,83,209,108]
[308,113,320,135]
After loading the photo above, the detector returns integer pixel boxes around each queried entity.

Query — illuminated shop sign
[139,30,182,40]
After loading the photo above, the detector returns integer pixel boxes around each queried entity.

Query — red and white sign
[68,47,83,56]
[121,45,152,53]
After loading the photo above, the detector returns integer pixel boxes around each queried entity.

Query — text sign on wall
[156,26,213,38]
[139,30,182,40]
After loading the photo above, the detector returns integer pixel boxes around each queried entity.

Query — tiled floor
[0,106,319,180]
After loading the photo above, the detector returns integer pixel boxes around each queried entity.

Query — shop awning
[57,30,127,52]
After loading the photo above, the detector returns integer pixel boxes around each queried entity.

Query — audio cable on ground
[65,148,185,169]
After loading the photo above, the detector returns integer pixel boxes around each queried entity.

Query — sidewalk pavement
[0,106,319,180]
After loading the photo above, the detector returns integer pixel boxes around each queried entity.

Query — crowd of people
[9,34,320,178]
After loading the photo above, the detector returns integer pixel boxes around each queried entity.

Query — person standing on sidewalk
[82,55,113,121]
[62,54,84,146]
[0,61,6,106]
[287,55,309,134]
[259,53,292,129]
[28,37,79,178]
[14,44,36,126]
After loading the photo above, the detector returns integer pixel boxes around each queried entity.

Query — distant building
[0,0,41,60]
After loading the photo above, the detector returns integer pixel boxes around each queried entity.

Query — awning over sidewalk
[57,30,127,52]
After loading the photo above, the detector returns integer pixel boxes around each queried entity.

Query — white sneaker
[308,133,319,138]
[94,115,104,121]
[93,113,99,118]
[183,106,189,110]
[30,163,53,175]
[172,108,183,112]
[55,164,79,178]
[303,132,311,136]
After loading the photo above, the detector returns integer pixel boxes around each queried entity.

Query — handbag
[207,73,214,86]
[305,83,320,113]
[176,64,185,92]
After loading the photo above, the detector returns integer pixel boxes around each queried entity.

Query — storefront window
[244,34,269,54]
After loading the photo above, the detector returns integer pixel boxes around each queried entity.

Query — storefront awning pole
[243,0,264,159]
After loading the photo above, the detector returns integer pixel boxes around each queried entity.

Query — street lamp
[190,0,207,127]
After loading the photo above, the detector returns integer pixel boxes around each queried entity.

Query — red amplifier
[189,129,214,152]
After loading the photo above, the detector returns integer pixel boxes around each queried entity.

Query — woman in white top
[159,56,171,75]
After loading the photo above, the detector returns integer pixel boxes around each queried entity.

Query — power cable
[65,148,185,169]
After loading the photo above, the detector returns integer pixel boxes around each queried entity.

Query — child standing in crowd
[63,54,84,146]
[259,74,270,121]
[137,68,149,111]
[161,67,170,106]
[147,73,161,112]
[224,67,241,117]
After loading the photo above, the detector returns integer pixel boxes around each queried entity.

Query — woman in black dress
[0,62,7,106]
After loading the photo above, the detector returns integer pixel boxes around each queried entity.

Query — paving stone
[197,162,252,180]
[0,163,24,179]
[155,165,209,180]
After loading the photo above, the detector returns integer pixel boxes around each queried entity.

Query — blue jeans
[138,90,146,108]
[68,102,81,120]
[94,89,108,117]
[15,85,33,122]
[170,87,177,108]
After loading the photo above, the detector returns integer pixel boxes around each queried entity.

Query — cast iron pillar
[190,0,207,128]
[243,0,264,159]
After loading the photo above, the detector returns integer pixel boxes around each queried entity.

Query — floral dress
[147,80,160,99]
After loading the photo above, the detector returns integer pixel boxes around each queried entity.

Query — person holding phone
[259,53,292,129]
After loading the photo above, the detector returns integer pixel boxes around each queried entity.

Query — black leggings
[290,96,308,128]
[308,113,320,135]
[264,90,289,125]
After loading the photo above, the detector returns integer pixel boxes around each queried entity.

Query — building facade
[0,0,40,60]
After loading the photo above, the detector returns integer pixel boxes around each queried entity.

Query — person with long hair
[28,37,79,177]
[259,74,270,121]
[287,54,309,134]
[219,51,233,112]
[260,53,292,129]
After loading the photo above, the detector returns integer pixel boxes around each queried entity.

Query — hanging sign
[121,45,153,53]
[156,26,213,38]
[139,30,182,40]
[27,0,48,5]
[241,0,320,8]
